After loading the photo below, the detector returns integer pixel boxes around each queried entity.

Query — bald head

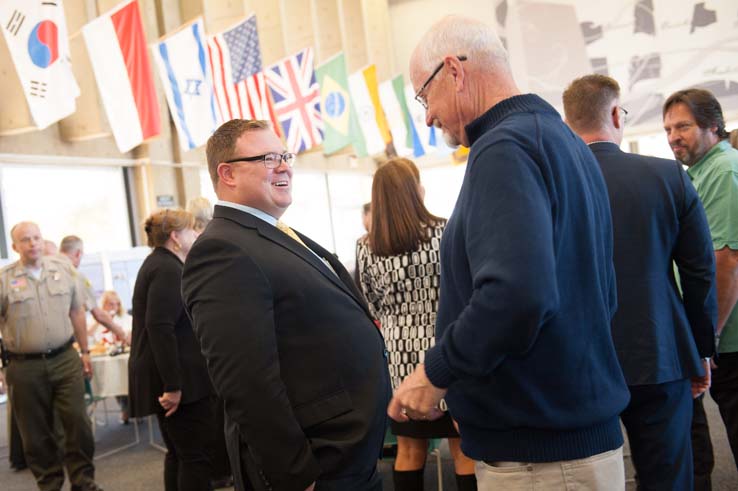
[410,15,509,77]
[409,15,519,148]
[11,222,43,267]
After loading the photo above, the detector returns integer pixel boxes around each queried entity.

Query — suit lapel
[214,206,371,316]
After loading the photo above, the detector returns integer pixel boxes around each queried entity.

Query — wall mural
[495,0,738,129]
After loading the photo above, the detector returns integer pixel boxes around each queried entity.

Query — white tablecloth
[90,353,129,398]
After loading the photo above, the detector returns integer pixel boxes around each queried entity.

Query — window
[0,164,132,258]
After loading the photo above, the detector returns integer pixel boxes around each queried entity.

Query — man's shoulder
[706,142,738,173]
[43,255,77,277]
[0,261,20,280]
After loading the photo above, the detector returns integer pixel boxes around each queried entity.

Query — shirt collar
[216,200,278,226]
[687,140,730,178]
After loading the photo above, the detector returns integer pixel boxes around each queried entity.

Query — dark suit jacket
[590,142,717,385]
[181,205,391,491]
[128,247,213,417]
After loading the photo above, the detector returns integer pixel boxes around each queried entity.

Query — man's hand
[0,370,6,395]
[305,483,315,491]
[81,352,93,379]
[691,358,711,398]
[159,390,182,417]
[387,364,446,422]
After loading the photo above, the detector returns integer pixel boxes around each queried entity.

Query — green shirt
[687,140,738,352]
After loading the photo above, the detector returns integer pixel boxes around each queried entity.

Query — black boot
[455,473,477,491]
[393,468,424,491]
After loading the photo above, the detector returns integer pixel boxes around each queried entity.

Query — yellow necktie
[276,220,309,249]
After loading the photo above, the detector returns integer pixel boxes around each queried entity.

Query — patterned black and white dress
[357,221,457,437]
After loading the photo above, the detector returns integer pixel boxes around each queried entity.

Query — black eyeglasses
[225,152,296,169]
[414,55,467,109]
[618,106,629,124]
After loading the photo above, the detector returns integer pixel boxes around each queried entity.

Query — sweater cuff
[424,345,456,389]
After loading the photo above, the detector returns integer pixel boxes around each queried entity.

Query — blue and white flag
[152,18,218,151]
[0,0,79,129]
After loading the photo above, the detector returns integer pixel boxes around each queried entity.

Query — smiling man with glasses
[181,119,391,491]
[389,16,631,490]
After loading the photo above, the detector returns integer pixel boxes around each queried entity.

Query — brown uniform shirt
[0,256,82,353]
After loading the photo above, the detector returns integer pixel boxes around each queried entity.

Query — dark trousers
[212,397,231,479]
[691,394,714,491]
[6,346,95,491]
[621,378,692,490]
[710,352,738,471]
[9,403,27,468]
[156,396,215,491]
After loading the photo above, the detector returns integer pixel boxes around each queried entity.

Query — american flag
[265,48,323,153]
[206,15,280,134]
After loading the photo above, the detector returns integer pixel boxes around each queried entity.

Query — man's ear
[445,56,465,92]
[217,162,235,188]
[611,105,622,130]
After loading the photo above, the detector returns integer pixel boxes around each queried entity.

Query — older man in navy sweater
[388,16,631,489]
[563,74,717,490]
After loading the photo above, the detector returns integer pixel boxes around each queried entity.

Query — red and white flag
[82,0,160,152]
[207,15,280,134]
[0,0,79,129]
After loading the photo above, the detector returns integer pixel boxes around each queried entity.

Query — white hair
[413,15,508,75]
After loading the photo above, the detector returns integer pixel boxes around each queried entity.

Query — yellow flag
[362,65,392,144]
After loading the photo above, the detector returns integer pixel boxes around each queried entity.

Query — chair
[83,378,110,431]
[83,378,141,459]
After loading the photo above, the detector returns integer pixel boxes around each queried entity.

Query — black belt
[6,338,74,361]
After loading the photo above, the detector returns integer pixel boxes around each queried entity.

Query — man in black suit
[563,74,718,490]
[181,119,391,491]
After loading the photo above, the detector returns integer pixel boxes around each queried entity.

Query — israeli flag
[152,18,218,151]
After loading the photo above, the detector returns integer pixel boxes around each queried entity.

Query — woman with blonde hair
[128,209,215,491]
[357,158,476,491]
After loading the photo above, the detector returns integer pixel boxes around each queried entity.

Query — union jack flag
[207,15,280,135]
[265,48,323,153]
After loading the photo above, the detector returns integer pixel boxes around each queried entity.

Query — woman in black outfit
[129,208,214,491]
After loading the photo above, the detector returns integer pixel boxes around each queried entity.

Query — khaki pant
[475,446,625,490]
[6,346,95,491]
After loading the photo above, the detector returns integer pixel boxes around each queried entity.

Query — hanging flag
[82,0,161,153]
[207,15,280,135]
[265,48,323,154]
[405,84,433,157]
[379,76,412,157]
[393,76,424,158]
[316,53,365,156]
[152,18,218,151]
[348,65,387,156]
[0,0,79,129]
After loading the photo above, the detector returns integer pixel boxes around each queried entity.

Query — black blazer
[182,206,391,491]
[590,142,717,385]
[128,247,213,417]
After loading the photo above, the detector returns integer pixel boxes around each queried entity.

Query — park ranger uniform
[0,255,97,491]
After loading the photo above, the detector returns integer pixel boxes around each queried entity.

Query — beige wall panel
[361,0,393,80]
[280,1,315,56]
[387,0,495,81]
[339,0,368,72]
[64,0,90,34]
[203,0,245,34]
[311,0,342,63]
[247,1,286,63]
[0,27,35,135]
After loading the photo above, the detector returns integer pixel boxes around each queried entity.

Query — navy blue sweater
[424,95,630,462]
